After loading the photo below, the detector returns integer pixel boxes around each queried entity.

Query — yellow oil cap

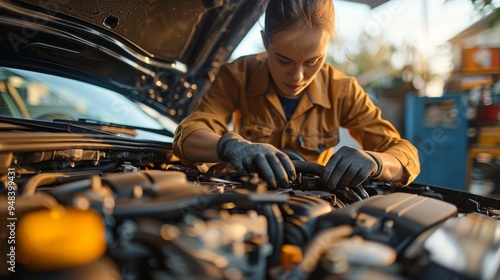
[17,207,107,270]
[280,244,303,270]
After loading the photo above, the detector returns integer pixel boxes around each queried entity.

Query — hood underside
[11,0,252,63]
[0,0,263,121]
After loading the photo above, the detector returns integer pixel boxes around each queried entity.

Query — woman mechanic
[173,0,420,190]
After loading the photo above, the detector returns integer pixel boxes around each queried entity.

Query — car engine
[1,154,499,280]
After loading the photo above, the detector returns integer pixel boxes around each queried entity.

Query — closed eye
[278,58,291,65]
[306,58,321,67]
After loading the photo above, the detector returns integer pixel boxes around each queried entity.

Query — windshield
[0,67,172,131]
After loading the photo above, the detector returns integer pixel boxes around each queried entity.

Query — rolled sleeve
[384,141,421,186]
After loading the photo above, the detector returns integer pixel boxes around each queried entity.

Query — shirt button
[285,128,292,134]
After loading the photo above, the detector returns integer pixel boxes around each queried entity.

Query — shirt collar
[307,66,332,109]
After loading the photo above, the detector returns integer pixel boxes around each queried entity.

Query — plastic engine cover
[319,192,458,253]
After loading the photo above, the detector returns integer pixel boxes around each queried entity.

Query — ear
[261,30,269,50]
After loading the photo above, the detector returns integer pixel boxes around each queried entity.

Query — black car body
[0,1,499,279]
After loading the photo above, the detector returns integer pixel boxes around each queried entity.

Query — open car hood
[0,0,263,122]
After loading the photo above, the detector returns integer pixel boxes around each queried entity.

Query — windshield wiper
[0,116,116,135]
[55,118,174,137]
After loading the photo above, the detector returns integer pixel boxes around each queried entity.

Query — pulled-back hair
[264,0,335,38]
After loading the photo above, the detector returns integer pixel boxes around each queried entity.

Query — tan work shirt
[174,53,420,186]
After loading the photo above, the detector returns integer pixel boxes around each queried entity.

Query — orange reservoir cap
[17,207,107,270]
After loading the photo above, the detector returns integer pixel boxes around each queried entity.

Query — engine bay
[1,146,500,280]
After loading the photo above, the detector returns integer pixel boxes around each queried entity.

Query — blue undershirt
[278,95,300,121]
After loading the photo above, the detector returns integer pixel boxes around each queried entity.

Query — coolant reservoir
[17,207,107,270]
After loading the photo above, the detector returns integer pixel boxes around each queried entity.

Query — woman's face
[264,27,330,98]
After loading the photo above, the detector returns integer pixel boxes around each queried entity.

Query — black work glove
[217,132,296,188]
[321,146,383,191]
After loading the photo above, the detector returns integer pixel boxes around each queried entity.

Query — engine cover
[317,192,458,252]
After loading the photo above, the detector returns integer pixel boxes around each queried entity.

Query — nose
[291,65,304,83]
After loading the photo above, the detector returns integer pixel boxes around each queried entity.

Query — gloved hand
[321,146,383,191]
[217,132,296,188]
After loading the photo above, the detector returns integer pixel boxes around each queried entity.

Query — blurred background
[231,0,500,197]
